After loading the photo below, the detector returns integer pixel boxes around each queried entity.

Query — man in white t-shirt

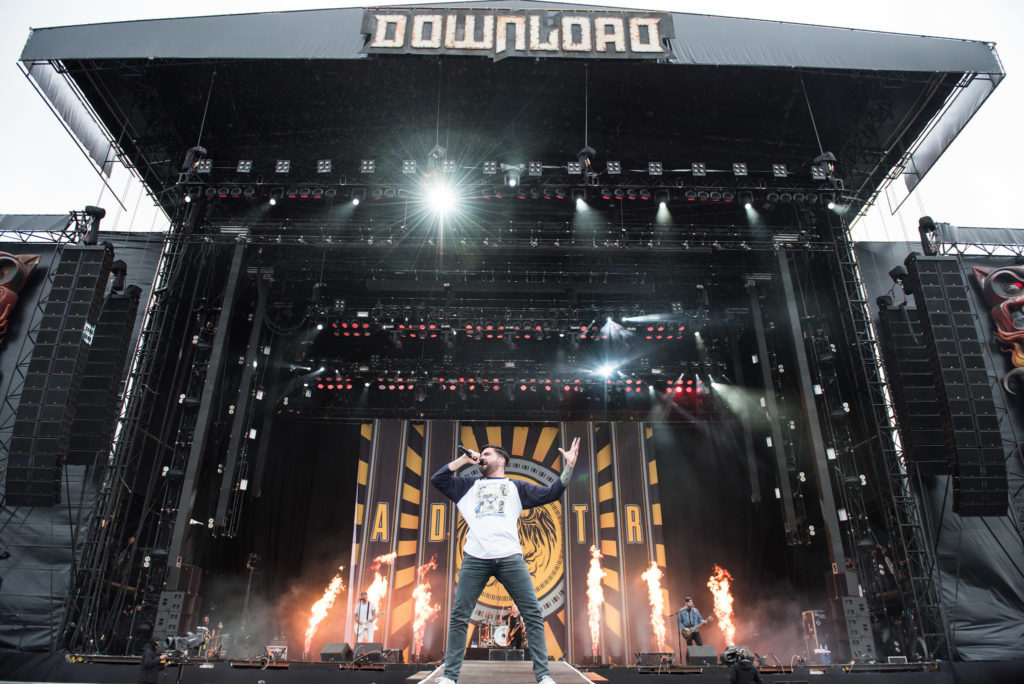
[431,440,579,684]
[354,591,378,643]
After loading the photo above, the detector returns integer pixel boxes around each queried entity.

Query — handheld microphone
[457,445,472,458]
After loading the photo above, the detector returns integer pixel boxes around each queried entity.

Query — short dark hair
[481,444,509,462]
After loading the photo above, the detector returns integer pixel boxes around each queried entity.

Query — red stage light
[317,384,324,389]
[520,384,527,391]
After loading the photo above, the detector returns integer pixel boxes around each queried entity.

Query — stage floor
[1,652,1023,684]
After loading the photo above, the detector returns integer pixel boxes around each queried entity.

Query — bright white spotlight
[429,184,456,213]
[744,202,753,209]
[268,198,277,206]
[352,198,361,206]
[597,363,617,378]
[827,201,836,210]
[576,198,586,209]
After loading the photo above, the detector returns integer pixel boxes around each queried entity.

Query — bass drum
[492,625,509,647]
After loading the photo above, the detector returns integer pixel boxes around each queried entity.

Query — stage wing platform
[3,654,1024,684]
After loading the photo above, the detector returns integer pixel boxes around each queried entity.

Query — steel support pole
[777,250,854,594]
[166,242,246,587]
[748,281,798,531]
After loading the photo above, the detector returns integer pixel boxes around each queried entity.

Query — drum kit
[475,612,526,648]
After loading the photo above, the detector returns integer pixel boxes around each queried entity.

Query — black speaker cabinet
[489,648,524,661]
[321,642,352,662]
[353,642,384,662]
[686,645,717,666]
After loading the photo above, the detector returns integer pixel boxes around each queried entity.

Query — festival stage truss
[2,2,1021,675]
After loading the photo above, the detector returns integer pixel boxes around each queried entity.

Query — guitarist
[354,591,378,643]
[506,604,526,649]
[678,596,707,647]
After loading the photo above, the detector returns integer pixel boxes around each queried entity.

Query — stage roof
[19,1,1003,223]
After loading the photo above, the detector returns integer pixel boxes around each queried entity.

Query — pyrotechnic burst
[303,566,345,658]
[586,545,607,656]
[641,561,668,651]
[707,565,736,646]
[365,552,398,615]
[412,555,440,656]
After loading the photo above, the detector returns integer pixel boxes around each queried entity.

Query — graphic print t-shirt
[430,464,566,560]
[458,478,523,558]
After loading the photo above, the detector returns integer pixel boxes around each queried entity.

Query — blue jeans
[443,553,549,682]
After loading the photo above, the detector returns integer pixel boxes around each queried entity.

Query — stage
[1,653,1022,684]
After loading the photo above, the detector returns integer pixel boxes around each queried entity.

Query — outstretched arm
[558,437,580,487]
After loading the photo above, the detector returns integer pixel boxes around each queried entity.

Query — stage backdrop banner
[346,419,667,664]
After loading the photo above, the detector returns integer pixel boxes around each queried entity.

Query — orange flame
[586,545,606,656]
[412,555,440,656]
[303,566,345,657]
[707,565,736,646]
[641,561,668,651]
[365,552,397,615]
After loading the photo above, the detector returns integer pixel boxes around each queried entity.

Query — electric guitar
[355,611,384,638]
[682,615,713,639]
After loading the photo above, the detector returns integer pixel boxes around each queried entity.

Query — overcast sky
[2,0,1021,242]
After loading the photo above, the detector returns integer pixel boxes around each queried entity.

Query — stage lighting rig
[83,205,106,245]
[812,151,836,180]
[501,163,523,187]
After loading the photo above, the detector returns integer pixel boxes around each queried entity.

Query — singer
[431,439,579,684]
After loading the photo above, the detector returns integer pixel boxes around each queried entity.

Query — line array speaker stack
[876,305,948,475]
[904,254,1007,516]
[66,285,141,465]
[6,245,112,506]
